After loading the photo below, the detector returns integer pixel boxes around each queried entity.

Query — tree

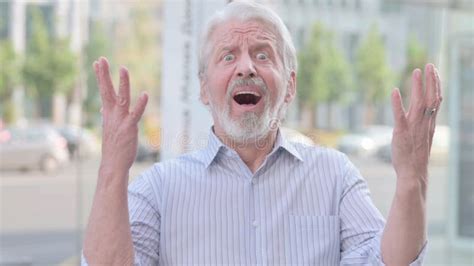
[322,44,352,129]
[355,24,393,125]
[22,7,77,118]
[0,41,21,124]
[113,2,161,104]
[400,36,428,106]
[83,21,111,127]
[110,1,162,145]
[297,23,352,129]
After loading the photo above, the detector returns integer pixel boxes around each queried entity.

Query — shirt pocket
[285,215,340,265]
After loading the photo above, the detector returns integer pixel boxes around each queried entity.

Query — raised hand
[390,63,442,185]
[93,57,148,175]
[83,58,147,264]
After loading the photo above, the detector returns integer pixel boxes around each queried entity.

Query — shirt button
[251,179,257,185]
[252,220,258,227]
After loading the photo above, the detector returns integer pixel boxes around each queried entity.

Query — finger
[428,112,438,154]
[428,73,441,153]
[427,101,440,154]
[421,64,441,145]
[94,61,111,110]
[118,66,131,110]
[425,63,439,110]
[130,92,149,124]
[98,57,117,105]
[391,88,408,130]
[434,67,443,104]
[407,68,423,120]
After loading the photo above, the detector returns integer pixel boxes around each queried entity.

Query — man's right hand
[83,57,148,265]
[94,57,148,176]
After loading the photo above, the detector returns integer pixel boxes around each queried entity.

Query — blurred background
[0,0,472,265]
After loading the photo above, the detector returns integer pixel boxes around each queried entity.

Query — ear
[284,71,296,103]
[200,79,210,105]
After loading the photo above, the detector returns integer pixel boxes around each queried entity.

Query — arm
[83,57,148,265]
[382,63,442,264]
[338,150,427,265]
[127,170,161,265]
[339,156,386,264]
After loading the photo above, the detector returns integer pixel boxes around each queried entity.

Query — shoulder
[156,148,208,173]
[287,141,355,183]
[130,149,207,186]
[291,141,349,165]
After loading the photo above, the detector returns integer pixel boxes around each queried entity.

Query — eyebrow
[212,42,236,55]
[217,42,273,53]
[218,46,234,52]
[250,42,273,51]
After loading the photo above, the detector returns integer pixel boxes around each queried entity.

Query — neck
[214,127,278,173]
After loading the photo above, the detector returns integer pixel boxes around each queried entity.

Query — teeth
[235,91,261,97]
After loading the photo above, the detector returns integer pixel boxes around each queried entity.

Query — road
[1,153,471,265]
[0,156,150,265]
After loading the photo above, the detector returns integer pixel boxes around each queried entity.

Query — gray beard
[219,103,272,144]
[208,77,288,145]
[211,94,287,145]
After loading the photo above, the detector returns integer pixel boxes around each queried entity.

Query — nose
[236,53,256,78]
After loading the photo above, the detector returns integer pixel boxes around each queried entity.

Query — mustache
[226,77,268,99]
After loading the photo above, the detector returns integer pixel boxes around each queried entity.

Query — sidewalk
[353,155,473,265]
[424,235,473,265]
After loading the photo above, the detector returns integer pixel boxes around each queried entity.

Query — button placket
[251,173,266,264]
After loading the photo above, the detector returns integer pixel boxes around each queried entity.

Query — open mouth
[233,91,262,105]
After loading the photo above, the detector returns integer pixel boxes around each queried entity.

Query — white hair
[197,0,297,81]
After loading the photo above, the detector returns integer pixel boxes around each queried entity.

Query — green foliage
[400,35,428,100]
[324,45,353,104]
[82,2,161,127]
[406,36,428,70]
[113,2,161,100]
[297,23,352,109]
[0,41,22,124]
[355,24,393,104]
[83,21,110,127]
[2,101,17,124]
[22,7,77,117]
[0,40,21,100]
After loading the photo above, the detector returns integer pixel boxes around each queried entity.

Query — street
[0,156,151,265]
[1,153,472,265]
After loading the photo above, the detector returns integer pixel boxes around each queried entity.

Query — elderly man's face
[201,20,296,142]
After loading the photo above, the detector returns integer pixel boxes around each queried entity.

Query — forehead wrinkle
[212,22,278,49]
[214,32,277,54]
[254,27,278,42]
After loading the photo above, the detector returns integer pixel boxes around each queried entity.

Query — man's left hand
[390,63,442,187]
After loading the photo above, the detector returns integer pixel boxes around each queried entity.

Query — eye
[223,54,235,62]
[256,52,268,60]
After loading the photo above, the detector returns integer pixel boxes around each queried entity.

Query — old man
[83,1,442,265]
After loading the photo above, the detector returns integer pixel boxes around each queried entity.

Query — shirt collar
[200,127,225,169]
[274,129,304,162]
[201,127,304,168]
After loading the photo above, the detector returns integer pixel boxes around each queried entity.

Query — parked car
[377,125,450,164]
[0,126,69,172]
[337,125,393,157]
[56,126,99,159]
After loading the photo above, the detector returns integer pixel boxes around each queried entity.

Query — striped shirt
[82,129,426,265]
